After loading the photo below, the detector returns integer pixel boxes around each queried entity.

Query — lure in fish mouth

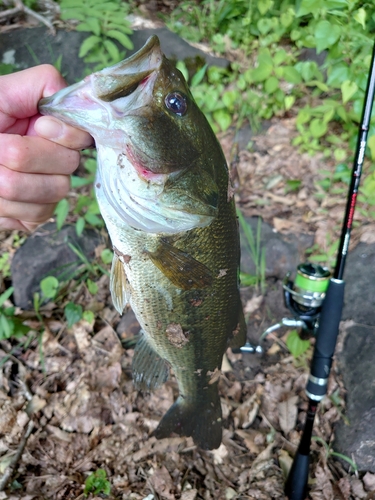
[39,35,219,234]
[39,35,247,450]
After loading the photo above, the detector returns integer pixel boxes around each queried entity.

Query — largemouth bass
[39,35,246,449]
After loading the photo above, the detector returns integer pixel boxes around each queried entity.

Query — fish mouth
[39,35,218,234]
[38,35,163,136]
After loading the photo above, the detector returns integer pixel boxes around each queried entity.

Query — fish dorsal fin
[110,252,130,315]
[132,333,169,391]
[146,239,213,290]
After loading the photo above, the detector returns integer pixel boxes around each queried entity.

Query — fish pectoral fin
[110,253,130,315]
[146,239,213,290]
[132,334,169,391]
[228,307,247,349]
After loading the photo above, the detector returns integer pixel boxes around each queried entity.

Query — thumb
[34,116,94,150]
[0,65,67,120]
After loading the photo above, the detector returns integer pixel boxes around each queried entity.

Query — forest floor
[1,2,375,500]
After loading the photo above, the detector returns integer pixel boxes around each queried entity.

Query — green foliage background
[163,0,375,214]
[168,0,374,149]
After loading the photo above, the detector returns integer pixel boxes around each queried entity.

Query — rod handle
[306,278,345,401]
[285,451,309,500]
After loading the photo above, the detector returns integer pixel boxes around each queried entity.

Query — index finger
[0,65,66,122]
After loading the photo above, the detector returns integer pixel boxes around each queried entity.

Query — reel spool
[284,263,330,308]
[283,263,330,329]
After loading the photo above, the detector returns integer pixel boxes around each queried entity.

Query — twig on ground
[0,6,19,19]
[0,0,55,33]
[0,420,34,492]
[17,378,33,402]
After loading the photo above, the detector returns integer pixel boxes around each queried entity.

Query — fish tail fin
[154,387,222,450]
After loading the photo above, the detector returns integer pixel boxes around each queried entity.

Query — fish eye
[165,92,187,116]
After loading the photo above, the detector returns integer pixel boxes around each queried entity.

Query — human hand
[0,64,93,232]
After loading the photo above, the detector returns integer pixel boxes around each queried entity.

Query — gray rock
[11,222,104,310]
[298,48,327,67]
[342,242,375,325]
[233,121,272,151]
[0,26,228,84]
[0,27,88,83]
[130,27,229,68]
[334,323,375,472]
[239,216,314,280]
[332,243,375,471]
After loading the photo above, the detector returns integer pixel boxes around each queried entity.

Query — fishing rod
[284,38,375,499]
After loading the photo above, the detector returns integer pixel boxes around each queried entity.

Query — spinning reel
[239,262,331,353]
[282,262,331,335]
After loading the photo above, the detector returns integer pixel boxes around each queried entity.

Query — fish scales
[39,35,246,449]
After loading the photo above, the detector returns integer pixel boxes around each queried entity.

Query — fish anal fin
[228,307,247,349]
[146,239,213,290]
[154,387,222,450]
[132,334,169,391]
[110,252,130,315]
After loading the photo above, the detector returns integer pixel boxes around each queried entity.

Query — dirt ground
[2,2,375,500]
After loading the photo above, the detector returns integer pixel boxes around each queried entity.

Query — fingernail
[35,117,63,140]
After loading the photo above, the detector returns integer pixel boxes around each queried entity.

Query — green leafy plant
[40,276,59,300]
[54,198,70,230]
[86,279,98,295]
[64,302,83,328]
[54,153,104,234]
[68,242,109,279]
[71,155,104,235]
[305,238,339,269]
[0,62,17,76]
[35,259,100,329]
[84,468,111,496]
[168,0,375,163]
[0,252,11,278]
[82,310,95,323]
[101,248,114,265]
[313,436,358,472]
[286,329,311,358]
[237,210,266,292]
[59,0,133,69]
[0,287,29,341]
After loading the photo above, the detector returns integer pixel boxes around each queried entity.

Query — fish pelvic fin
[146,239,213,290]
[110,251,130,315]
[154,387,222,450]
[132,334,169,391]
[228,306,247,349]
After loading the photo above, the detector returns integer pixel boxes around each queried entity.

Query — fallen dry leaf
[232,385,263,428]
[278,449,293,480]
[243,295,264,316]
[235,429,261,454]
[211,443,228,465]
[180,489,198,500]
[363,472,375,491]
[278,395,299,435]
[148,465,175,500]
